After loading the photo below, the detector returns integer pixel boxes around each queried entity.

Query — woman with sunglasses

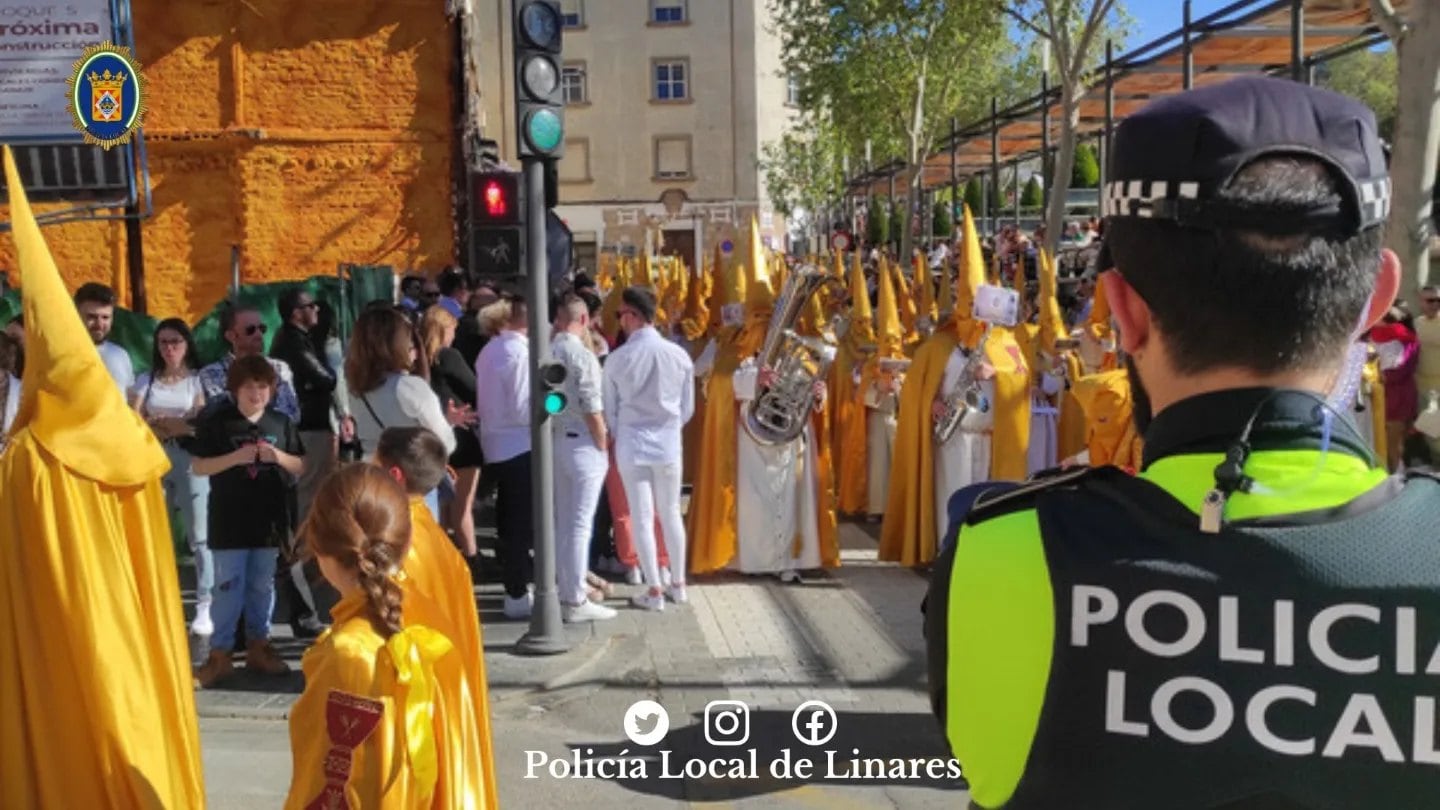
[130,318,213,637]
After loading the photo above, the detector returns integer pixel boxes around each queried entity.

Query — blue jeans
[210,548,278,652]
[425,487,441,522]
[162,442,212,605]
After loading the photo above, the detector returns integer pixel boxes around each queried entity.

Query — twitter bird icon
[623,699,670,746]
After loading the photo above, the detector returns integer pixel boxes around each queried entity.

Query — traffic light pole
[516,156,569,656]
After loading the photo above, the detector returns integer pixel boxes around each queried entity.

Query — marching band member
[861,258,907,521]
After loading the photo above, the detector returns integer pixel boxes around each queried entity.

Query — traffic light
[537,359,567,420]
[470,170,524,277]
[513,0,565,160]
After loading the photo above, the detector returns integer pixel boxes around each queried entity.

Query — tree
[772,0,1009,264]
[1021,176,1045,209]
[761,116,848,245]
[934,199,954,238]
[1071,142,1100,188]
[890,203,908,249]
[964,176,985,217]
[867,196,890,247]
[1004,0,1128,256]
[1368,0,1438,297]
[1316,48,1398,141]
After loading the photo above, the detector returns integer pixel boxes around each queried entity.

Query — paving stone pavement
[197,518,969,808]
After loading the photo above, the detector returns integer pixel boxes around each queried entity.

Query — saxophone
[934,325,993,443]
[742,264,844,446]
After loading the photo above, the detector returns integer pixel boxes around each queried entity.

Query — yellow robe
[1070,369,1145,471]
[1057,351,1088,461]
[0,146,205,809]
[985,328,1032,482]
[286,591,483,810]
[878,328,960,566]
[402,498,497,809]
[687,320,767,574]
[1364,356,1387,458]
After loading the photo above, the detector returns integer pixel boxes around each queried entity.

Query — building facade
[477,0,796,273]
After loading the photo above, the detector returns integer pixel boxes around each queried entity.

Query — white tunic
[934,346,995,538]
[865,382,899,516]
[731,359,822,574]
[1027,371,1065,476]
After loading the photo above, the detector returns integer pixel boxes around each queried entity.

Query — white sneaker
[503,592,534,620]
[630,591,665,612]
[666,584,688,605]
[625,567,643,585]
[191,602,213,637]
[563,600,618,623]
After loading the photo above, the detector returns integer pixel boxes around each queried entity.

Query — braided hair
[300,464,412,637]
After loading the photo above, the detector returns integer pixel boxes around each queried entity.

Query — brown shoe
[245,639,291,675]
[194,649,234,689]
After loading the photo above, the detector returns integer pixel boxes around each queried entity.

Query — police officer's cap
[1103,76,1390,236]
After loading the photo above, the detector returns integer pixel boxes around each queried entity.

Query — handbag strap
[360,394,385,429]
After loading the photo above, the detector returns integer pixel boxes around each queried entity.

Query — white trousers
[618,459,687,589]
[554,434,609,606]
[867,409,897,515]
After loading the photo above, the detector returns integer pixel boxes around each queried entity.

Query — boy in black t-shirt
[191,355,305,688]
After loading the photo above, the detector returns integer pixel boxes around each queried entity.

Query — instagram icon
[703,700,750,746]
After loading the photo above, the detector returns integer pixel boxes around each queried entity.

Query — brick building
[0,0,460,322]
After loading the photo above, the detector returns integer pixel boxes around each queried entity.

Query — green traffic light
[525,108,563,154]
[543,391,567,415]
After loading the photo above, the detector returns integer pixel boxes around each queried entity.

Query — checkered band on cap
[1358,177,1392,226]
[1102,180,1202,219]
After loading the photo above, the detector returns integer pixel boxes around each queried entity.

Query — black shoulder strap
[359,394,385,429]
[964,465,1117,526]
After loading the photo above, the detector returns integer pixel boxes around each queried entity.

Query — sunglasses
[1424,298,1440,305]
[243,324,268,336]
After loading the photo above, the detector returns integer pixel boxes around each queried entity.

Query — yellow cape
[1070,369,1144,470]
[0,146,204,808]
[878,328,959,566]
[285,591,482,809]
[985,327,1033,482]
[401,498,497,808]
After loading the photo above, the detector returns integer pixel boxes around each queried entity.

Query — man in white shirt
[550,294,616,623]
[474,290,536,619]
[74,282,133,395]
[603,287,695,611]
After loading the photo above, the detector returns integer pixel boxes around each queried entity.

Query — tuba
[742,264,844,446]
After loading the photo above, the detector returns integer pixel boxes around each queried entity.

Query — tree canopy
[1316,48,1398,142]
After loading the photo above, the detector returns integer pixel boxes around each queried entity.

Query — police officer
[926,76,1440,809]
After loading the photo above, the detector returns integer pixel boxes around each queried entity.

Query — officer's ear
[1101,270,1150,357]
[1362,248,1401,332]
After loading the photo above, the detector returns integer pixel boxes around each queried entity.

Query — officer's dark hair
[74,282,116,308]
[1105,156,1381,376]
[621,286,657,324]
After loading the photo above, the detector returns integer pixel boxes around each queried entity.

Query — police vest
[973,467,1440,810]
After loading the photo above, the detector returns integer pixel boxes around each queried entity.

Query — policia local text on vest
[923,78,1440,810]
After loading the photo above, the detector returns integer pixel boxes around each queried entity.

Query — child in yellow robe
[287,464,484,809]
[376,426,498,809]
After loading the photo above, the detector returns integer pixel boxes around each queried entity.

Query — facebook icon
[791,699,838,746]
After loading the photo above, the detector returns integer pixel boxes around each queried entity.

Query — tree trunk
[1043,82,1082,258]
[1386,1,1440,299]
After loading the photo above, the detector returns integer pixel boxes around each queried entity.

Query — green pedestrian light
[537,359,568,421]
[543,390,567,415]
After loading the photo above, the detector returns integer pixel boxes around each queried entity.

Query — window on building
[560,139,591,183]
[654,136,692,180]
[786,75,802,106]
[561,0,584,28]
[650,0,687,24]
[653,59,689,101]
[562,63,588,103]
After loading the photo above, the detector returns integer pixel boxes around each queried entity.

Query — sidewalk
[197,520,968,808]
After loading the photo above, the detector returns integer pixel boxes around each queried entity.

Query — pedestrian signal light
[538,359,568,418]
[472,171,521,226]
[484,180,508,218]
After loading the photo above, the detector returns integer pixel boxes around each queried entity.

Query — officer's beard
[1124,353,1154,437]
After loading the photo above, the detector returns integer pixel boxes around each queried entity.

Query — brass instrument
[935,325,994,443]
[742,264,844,446]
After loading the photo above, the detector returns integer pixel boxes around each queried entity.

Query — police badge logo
[66,42,148,150]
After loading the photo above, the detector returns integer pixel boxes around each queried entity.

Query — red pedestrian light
[472,171,520,225]
[484,180,508,218]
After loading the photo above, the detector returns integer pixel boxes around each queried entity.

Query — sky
[1126,0,1237,50]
